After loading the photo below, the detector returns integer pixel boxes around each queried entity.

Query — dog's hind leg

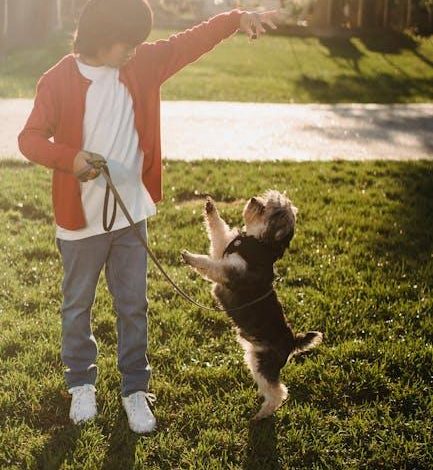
[238,336,288,421]
[252,376,287,421]
[253,350,288,421]
[203,197,238,259]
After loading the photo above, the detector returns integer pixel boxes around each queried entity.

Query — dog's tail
[294,331,323,354]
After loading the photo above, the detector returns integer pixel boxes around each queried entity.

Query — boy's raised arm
[18,77,80,173]
[138,9,244,85]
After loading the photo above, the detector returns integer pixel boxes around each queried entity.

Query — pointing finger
[245,24,255,40]
[263,18,278,30]
[255,20,267,35]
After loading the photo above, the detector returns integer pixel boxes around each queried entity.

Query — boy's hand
[239,10,280,41]
[73,150,105,182]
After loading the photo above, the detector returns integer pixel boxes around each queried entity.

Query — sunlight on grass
[0,159,432,468]
[1,30,433,102]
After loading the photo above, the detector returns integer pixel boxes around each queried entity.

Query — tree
[383,0,389,26]
[0,0,9,51]
[1,0,62,50]
[422,0,433,27]
[55,0,63,30]
[407,0,413,26]
[2,0,8,38]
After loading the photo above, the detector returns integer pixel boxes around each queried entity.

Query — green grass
[1,29,433,102]
[0,159,432,469]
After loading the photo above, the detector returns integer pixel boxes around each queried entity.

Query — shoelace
[144,392,156,404]
[130,392,157,407]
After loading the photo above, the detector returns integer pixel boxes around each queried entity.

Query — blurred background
[1,0,432,52]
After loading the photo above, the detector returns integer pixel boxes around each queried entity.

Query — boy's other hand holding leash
[73,150,106,182]
[239,10,280,42]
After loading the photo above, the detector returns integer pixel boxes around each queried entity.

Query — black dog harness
[223,233,287,266]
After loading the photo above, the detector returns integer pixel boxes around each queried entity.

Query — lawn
[1,28,433,103]
[0,159,432,469]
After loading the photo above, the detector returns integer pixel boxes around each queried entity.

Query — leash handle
[102,165,117,231]
[98,166,273,313]
[73,152,117,231]
[74,151,108,182]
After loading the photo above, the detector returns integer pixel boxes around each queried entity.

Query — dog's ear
[268,225,294,260]
[277,227,294,247]
[275,227,290,241]
[272,203,297,242]
[266,209,294,241]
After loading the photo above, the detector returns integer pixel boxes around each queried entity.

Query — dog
[181,190,323,420]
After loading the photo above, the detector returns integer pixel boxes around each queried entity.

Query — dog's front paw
[205,196,216,215]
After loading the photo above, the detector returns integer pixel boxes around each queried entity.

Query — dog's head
[242,190,297,259]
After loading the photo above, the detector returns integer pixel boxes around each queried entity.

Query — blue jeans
[55,220,150,397]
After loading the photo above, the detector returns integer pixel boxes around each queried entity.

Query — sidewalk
[1,99,432,161]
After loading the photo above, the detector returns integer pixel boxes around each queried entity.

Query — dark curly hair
[73,0,153,57]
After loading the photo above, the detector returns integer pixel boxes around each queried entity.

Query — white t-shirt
[55,58,156,240]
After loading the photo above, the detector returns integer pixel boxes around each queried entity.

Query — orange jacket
[18,9,243,230]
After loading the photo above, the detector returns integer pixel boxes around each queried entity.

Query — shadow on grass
[0,159,52,223]
[358,31,433,69]
[34,417,139,469]
[319,37,364,73]
[0,195,52,223]
[358,31,419,55]
[0,158,32,169]
[370,162,433,269]
[34,387,82,468]
[36,426,83,469]
[296,72,433,103]
[243,416,282,470]
[295,32,433,103]
[34,390,139,468]
[100,406,139,469]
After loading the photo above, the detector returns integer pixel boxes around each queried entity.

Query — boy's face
[99,43,136,68]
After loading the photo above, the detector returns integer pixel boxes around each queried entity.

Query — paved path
[1,99,432,161]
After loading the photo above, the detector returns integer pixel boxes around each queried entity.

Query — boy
[18,0,279,434]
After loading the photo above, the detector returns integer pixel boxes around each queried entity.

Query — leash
[77,155,274,312]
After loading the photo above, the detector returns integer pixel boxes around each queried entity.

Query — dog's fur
[181,190,323,420]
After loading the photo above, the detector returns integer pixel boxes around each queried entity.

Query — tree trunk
[383,0,389,27]
[357,0,364,28]
[55,0,63,30]
[326,0,333,27]
[406,0,412,28]
[2,0,8,37]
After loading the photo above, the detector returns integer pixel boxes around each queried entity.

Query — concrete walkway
[1,99,432,161]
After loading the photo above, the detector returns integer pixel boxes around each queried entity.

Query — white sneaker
[68,384,97,424]
[122,391,156,434]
